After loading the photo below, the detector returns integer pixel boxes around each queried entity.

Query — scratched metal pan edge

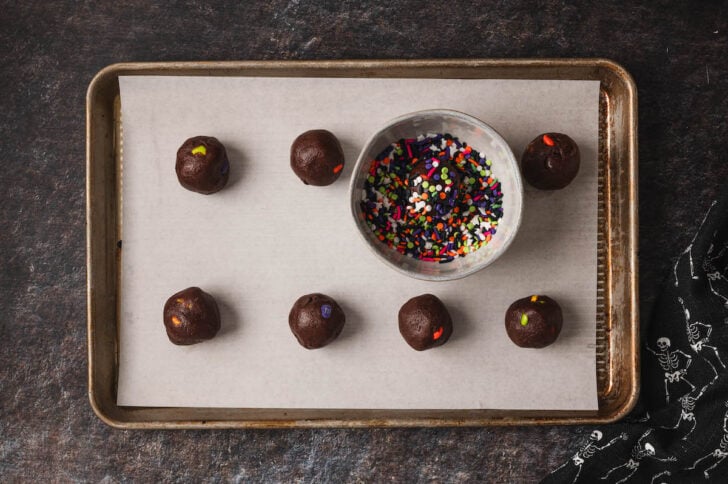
[86,59,638,429]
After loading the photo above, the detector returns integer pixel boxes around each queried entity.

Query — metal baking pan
[86,59,638,428]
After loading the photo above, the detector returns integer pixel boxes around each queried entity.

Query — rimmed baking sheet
[88,60,640,426]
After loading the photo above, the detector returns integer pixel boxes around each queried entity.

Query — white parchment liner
[117,76,599,410]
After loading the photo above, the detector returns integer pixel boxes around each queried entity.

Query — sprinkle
[530,295,539,302]
[321,304,332,319]
[333,164,344,174]
[191,145,207,156]
[542,134,555,146]
[361,133,504,263]
[171,316,183,327]
[433,326,444,340]
[520,314,529,326]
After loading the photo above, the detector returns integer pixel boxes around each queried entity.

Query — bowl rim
[348,108,524,282]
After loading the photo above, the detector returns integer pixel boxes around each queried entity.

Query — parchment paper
[117,76,600,410]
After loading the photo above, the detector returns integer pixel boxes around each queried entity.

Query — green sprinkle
[520,314,529,326]
[368,176,375,183]
[407,242,414,249]
[422,181,430,189]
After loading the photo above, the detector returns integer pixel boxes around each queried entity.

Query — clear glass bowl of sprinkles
[349,109,524,281]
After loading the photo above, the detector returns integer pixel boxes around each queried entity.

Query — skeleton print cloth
[543,197,728,483]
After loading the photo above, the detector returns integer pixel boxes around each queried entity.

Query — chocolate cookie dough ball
[289,293,346,349]
[290,129,345,186]
[175,136,230,194]
[163,287,221,345]
[398,294,453,351]
[521,133,580,190]
[505,295,563,348]
[408,160,461,216]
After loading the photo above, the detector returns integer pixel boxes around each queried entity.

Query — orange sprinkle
[378,234,385,241]
[433,326,444,340]
[421,193,428,200]
[530,295,539,302]
[171,316,182,327]
[333,164,344,174]
[542,134,555,146]
[439,192,446,200]
[176,298,185,304]
[436,222,444,230]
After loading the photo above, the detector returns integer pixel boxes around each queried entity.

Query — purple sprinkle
[321,304,332,319]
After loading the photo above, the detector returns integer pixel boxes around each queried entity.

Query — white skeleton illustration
[600,429,676,483]
[550,430,628,483]
[646,337,695,404]
[657,391,701,441]
[704,233,728,308]
[673,201,716,287]
[685,402,728,479]
[678,296,725,381]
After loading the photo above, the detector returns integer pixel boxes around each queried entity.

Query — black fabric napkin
[543,197,728,483]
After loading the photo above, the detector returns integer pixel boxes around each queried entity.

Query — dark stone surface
[1,1,727,481]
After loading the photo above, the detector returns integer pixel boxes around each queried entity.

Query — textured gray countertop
[2,1,728,481]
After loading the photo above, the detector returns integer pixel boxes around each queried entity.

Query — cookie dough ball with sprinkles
[290,129,345,186]
[163,287,221,345]
[175,136,230,194]
[504,295,563,348]
[398,294,453,351]
[521,133,580,190]
[289,293,346,349]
